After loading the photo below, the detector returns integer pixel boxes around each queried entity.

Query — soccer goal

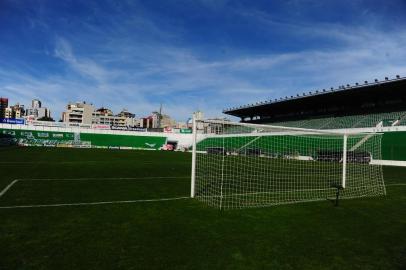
[190,119,385,209]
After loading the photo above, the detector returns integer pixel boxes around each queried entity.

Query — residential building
[117,109,135,118]
[92,107,137,127]
[4,103,25,119]
[142,112,160,128]
[37,107,50,119]
[4,107,12,118]
[0,98,8,118]
[62,102,95,125]
[63,103,139,128]
[26,99,50,120]
[125,117,143,127]
[92,112,126,127]
[94,107,113,116]
[11,103,25,118]
[32,99,41,109]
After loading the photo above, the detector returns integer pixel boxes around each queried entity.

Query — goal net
[190,119,385,209]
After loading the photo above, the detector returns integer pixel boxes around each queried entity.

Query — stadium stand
[223,76,406,130]
[270,111,406,129]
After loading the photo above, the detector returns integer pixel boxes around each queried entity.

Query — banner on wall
[180,128,192,134]
[111,126,147,132]
[163,127,173,133]
[92,124,111,130]
[0,118,25,125]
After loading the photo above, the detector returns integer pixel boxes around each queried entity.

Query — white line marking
[386,183,406,186]
[0,179,19,198]
[0,196,189,209]
[16,176,190,181]
[0,161,190,165]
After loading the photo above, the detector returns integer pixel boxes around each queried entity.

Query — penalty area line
[0,196,190,209]
[16,176,190,181]
[0,179,19,199]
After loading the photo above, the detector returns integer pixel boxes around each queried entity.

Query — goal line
[0,197,190,209]
[0,176,190,209]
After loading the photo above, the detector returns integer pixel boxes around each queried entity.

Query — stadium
[1,75,406,269]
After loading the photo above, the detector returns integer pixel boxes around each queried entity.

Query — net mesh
[193,120,385,209]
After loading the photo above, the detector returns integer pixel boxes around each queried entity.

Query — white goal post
[190,119,385,209]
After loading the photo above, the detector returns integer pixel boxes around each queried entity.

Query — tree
[37,116,55,122]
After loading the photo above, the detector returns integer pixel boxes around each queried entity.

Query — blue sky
[1,0,406,121]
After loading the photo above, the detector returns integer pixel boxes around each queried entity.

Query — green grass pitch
[0,147,405,269]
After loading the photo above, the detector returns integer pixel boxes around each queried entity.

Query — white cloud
[2,7,406,122]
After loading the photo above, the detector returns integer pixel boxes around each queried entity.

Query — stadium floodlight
[190,118,385,209]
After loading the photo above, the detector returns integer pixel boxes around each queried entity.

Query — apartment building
[62,102,95,125]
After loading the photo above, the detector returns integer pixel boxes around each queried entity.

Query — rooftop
[223,75,405,114]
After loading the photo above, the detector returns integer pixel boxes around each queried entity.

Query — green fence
[381,132,406,160]
[198,131,406,161]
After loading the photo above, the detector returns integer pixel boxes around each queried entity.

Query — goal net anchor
[329,183,344,207]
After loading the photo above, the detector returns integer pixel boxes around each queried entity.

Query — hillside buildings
[1,98,51,120]
[2,98,186,131]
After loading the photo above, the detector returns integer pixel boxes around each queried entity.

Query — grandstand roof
[223,75,406,122]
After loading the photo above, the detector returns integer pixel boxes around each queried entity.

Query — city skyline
[2,97,184,122]
[1,0,406,121]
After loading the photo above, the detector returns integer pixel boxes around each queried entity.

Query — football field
[0,147,405,269]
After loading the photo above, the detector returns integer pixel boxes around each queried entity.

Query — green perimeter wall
[381,132,406,160]
[1,127,406,160]
[198,131,406,161]
[0,128,167,150]
[79,133,166,149]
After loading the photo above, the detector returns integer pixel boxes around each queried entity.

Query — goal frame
[190,118,384,207]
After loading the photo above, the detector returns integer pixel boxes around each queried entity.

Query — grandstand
[223,75,406,130]
[269,111,406,130]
